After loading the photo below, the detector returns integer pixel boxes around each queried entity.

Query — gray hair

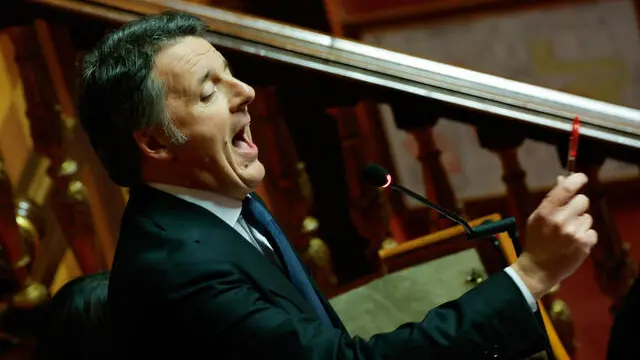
[78,12,206,186]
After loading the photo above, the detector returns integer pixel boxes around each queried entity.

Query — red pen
[566,116,581,173]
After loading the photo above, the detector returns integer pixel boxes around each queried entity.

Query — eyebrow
[198,70,210,86]
[197,59,231,86]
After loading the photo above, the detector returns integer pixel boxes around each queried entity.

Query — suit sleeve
[607,278,640,360]
[165,260,545,359]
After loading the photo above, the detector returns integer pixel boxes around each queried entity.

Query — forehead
[152,36,224,85]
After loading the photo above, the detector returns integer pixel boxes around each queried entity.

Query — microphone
[362,163,521,254]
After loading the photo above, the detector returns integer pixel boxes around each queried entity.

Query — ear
[133,128,174,161]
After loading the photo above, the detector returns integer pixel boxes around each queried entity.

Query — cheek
[189,129,230,162]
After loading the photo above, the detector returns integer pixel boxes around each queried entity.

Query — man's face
[151,36,265,199]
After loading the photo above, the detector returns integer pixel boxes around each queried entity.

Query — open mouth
[232,124,258,156]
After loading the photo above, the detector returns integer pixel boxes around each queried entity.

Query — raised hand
[511,173,598,299]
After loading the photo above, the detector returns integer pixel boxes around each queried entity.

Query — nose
[229,78,255,113]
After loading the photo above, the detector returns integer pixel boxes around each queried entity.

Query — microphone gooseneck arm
[362,163,520,252]
[390,183,473,234]
[390,183,520,253]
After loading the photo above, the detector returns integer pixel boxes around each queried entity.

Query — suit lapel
[127,185,320,318]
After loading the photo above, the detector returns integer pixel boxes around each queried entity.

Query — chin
[239,160,266,190]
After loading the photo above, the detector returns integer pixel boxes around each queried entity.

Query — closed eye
[201,92,215,102]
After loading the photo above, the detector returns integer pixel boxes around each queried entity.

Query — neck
[140,164,249,200]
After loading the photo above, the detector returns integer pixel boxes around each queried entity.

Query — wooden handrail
[28,0,640,150]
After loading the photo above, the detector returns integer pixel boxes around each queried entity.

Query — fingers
[541,173,588,210]
[554,194,590,223]
[579,229,598,248]
[576,214,597,248]
[576,213,593,233]
[561,213,592,236]
[562,214,596,250]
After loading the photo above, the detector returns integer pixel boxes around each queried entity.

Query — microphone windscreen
[362,163,391,187]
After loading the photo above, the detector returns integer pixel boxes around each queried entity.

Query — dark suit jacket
[109,185,547,359]
[607,275,640,359]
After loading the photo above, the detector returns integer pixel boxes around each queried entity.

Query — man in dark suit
[78,12,597,359]
[607,275,640,359]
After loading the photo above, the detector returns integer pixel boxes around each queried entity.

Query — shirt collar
[147,183,243,227]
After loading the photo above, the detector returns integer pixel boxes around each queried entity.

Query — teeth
[244,124,252,143]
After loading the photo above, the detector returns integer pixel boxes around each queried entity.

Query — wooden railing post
[249,86,337,292]
[0,154,48,309]
[0,157,29,290]
[390,101,458,232]
[8,25,102,274]
[276,82,376,283]
[330,104,394,264]
[476,120,535,244]
[557,139,636,313]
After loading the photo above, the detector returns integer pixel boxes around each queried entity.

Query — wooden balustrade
[0,156,29,296]
[249,87,338,291]
[274,83,376,283]
[331,104,393,260]
[249,87,312,247]
[476,118,536,244]
[390,100,458,232]
[556,139,637,313]
[7,24,103,275]
[0,152,49,311]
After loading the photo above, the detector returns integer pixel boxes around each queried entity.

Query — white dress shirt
[147,183,537,312]
[148,183,274,255]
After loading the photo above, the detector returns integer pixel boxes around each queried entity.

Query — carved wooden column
[356,102,410,242]
[276,81,375,283]
[8,25,101,274]
[45,20,126,268]
[557,139,635,313]
[0,155,48,309]
[390,102,458,232]
[250,87,309,241]
[249,86,337,291]
[330,104,393,262]
[49,160,101,274]
[0,158,29,292]
[541,285,576,357]
[476,121,535,243]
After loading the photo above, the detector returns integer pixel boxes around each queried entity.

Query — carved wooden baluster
[476,121,535,243]
[49,160,101,274]
[541,284,576,357]
[356,102,410,242]
[390,102,457,232]
[0,158,28,289]
[477,122,575,351]
[249,87,337,291]
[329,105,392,262]
[275,82,375,283]
[557,140,636,313]
[45,21,126,268]
[9,25,66,166]
[0,157,48,309]
[249,87,308,241]
[8,25,100,274]
[297,164,339,292]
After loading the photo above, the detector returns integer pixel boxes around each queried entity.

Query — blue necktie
[242,196,332,328]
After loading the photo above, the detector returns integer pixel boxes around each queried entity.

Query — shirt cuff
[504,267,538,312]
